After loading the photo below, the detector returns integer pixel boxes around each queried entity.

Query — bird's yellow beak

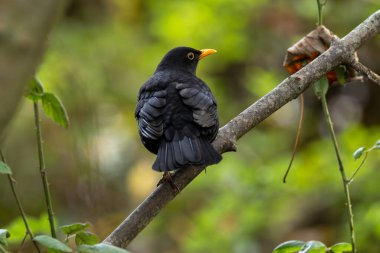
[199,49,217,60]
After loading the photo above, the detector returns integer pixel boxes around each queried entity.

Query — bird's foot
[157,171,180,192]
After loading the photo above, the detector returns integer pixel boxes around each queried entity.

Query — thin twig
[0,150,41,253]
[20,232,28,249]
[33,102,56,238]
[320,95,356,253]
[348,152,368,183]
[350,61,380,86]
[283,94,304,183]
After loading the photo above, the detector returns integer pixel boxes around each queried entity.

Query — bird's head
[155,47,217,75]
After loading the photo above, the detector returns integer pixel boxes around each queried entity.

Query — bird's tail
[152,136,222,172]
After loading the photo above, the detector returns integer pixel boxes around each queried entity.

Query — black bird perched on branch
[135,47,222,174]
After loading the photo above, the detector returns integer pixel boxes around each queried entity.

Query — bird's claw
[157,171,180,192]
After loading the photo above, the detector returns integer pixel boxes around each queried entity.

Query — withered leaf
[283,25,356,86]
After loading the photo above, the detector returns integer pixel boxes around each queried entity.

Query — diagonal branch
[0,0,66,143]
[103,10,380,249]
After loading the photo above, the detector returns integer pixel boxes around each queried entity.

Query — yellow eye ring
[187,52,195,60]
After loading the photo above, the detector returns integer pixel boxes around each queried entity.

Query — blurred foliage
[1,0,380,253]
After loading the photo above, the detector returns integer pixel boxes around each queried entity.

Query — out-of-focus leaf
[273,240,305,253]
[77,243,130,253]
[75,231,100,246]
[33,235,72,252]
[6,214,52,244]
[0,229,10,247]
[41,92,69,129]
[373,140,380,149]
[329,242,352,253]
[26,78,44,102]
[60,223,90,236]
[0,162,12,175]
[299,241,326,253]
[336,65,347,85]
[353,147,365,160]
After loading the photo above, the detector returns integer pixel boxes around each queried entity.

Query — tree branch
[0,0,66,143]
[350,61,380,86]
[103,10,380,249]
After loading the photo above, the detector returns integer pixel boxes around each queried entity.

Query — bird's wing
[135,88,167,140]
[176,82,218,129]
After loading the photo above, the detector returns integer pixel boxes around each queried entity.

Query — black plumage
[135,46,222,171]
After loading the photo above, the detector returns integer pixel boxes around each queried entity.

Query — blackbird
[135,46,222,172]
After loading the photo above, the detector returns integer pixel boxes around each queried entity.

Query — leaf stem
[33,102,57,238]
[348,152,368,183]
[0,150,41,253]
[317,0,327,26]
[320,95,356,253]
[0,244,9,253]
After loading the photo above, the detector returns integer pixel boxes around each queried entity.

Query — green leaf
[373,139,380,149]
[6,213,52,244]
[353,147,365,160]
[26,78,44,102]
[77,243,130,253]
[33,235,72,252]
[335,65,347,85]
[60,223,90,236]
[75,231,100,246]
[0,162,12,175]
[0,229,10,247]
[312,76,329,99]
[299,241,326,253]
[273,240,305,253]
[41,92,69,129]
[329,242,352,253]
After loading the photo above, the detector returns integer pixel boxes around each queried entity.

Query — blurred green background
[1,0,380,252]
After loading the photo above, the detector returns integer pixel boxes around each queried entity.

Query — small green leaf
[60,223,90,236]
[336,65,347,85]
[299,241,326,253]
[0,162,12,175]
[41,92,69,129]
[33,235,72,252]
[75,231,100,246]
[313,77,329,99]
[26,78,44,102]
[273,240,305,253]
[353,147,365,160]
[77,243,130,253]
[373,139,380,149]
[329,242,352,252]
[0,229,10,247]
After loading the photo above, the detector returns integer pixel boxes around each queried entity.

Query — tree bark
[0,0,65,143]
[103,10,380,249]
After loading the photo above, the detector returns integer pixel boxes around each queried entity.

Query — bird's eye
[187,52,195,60]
